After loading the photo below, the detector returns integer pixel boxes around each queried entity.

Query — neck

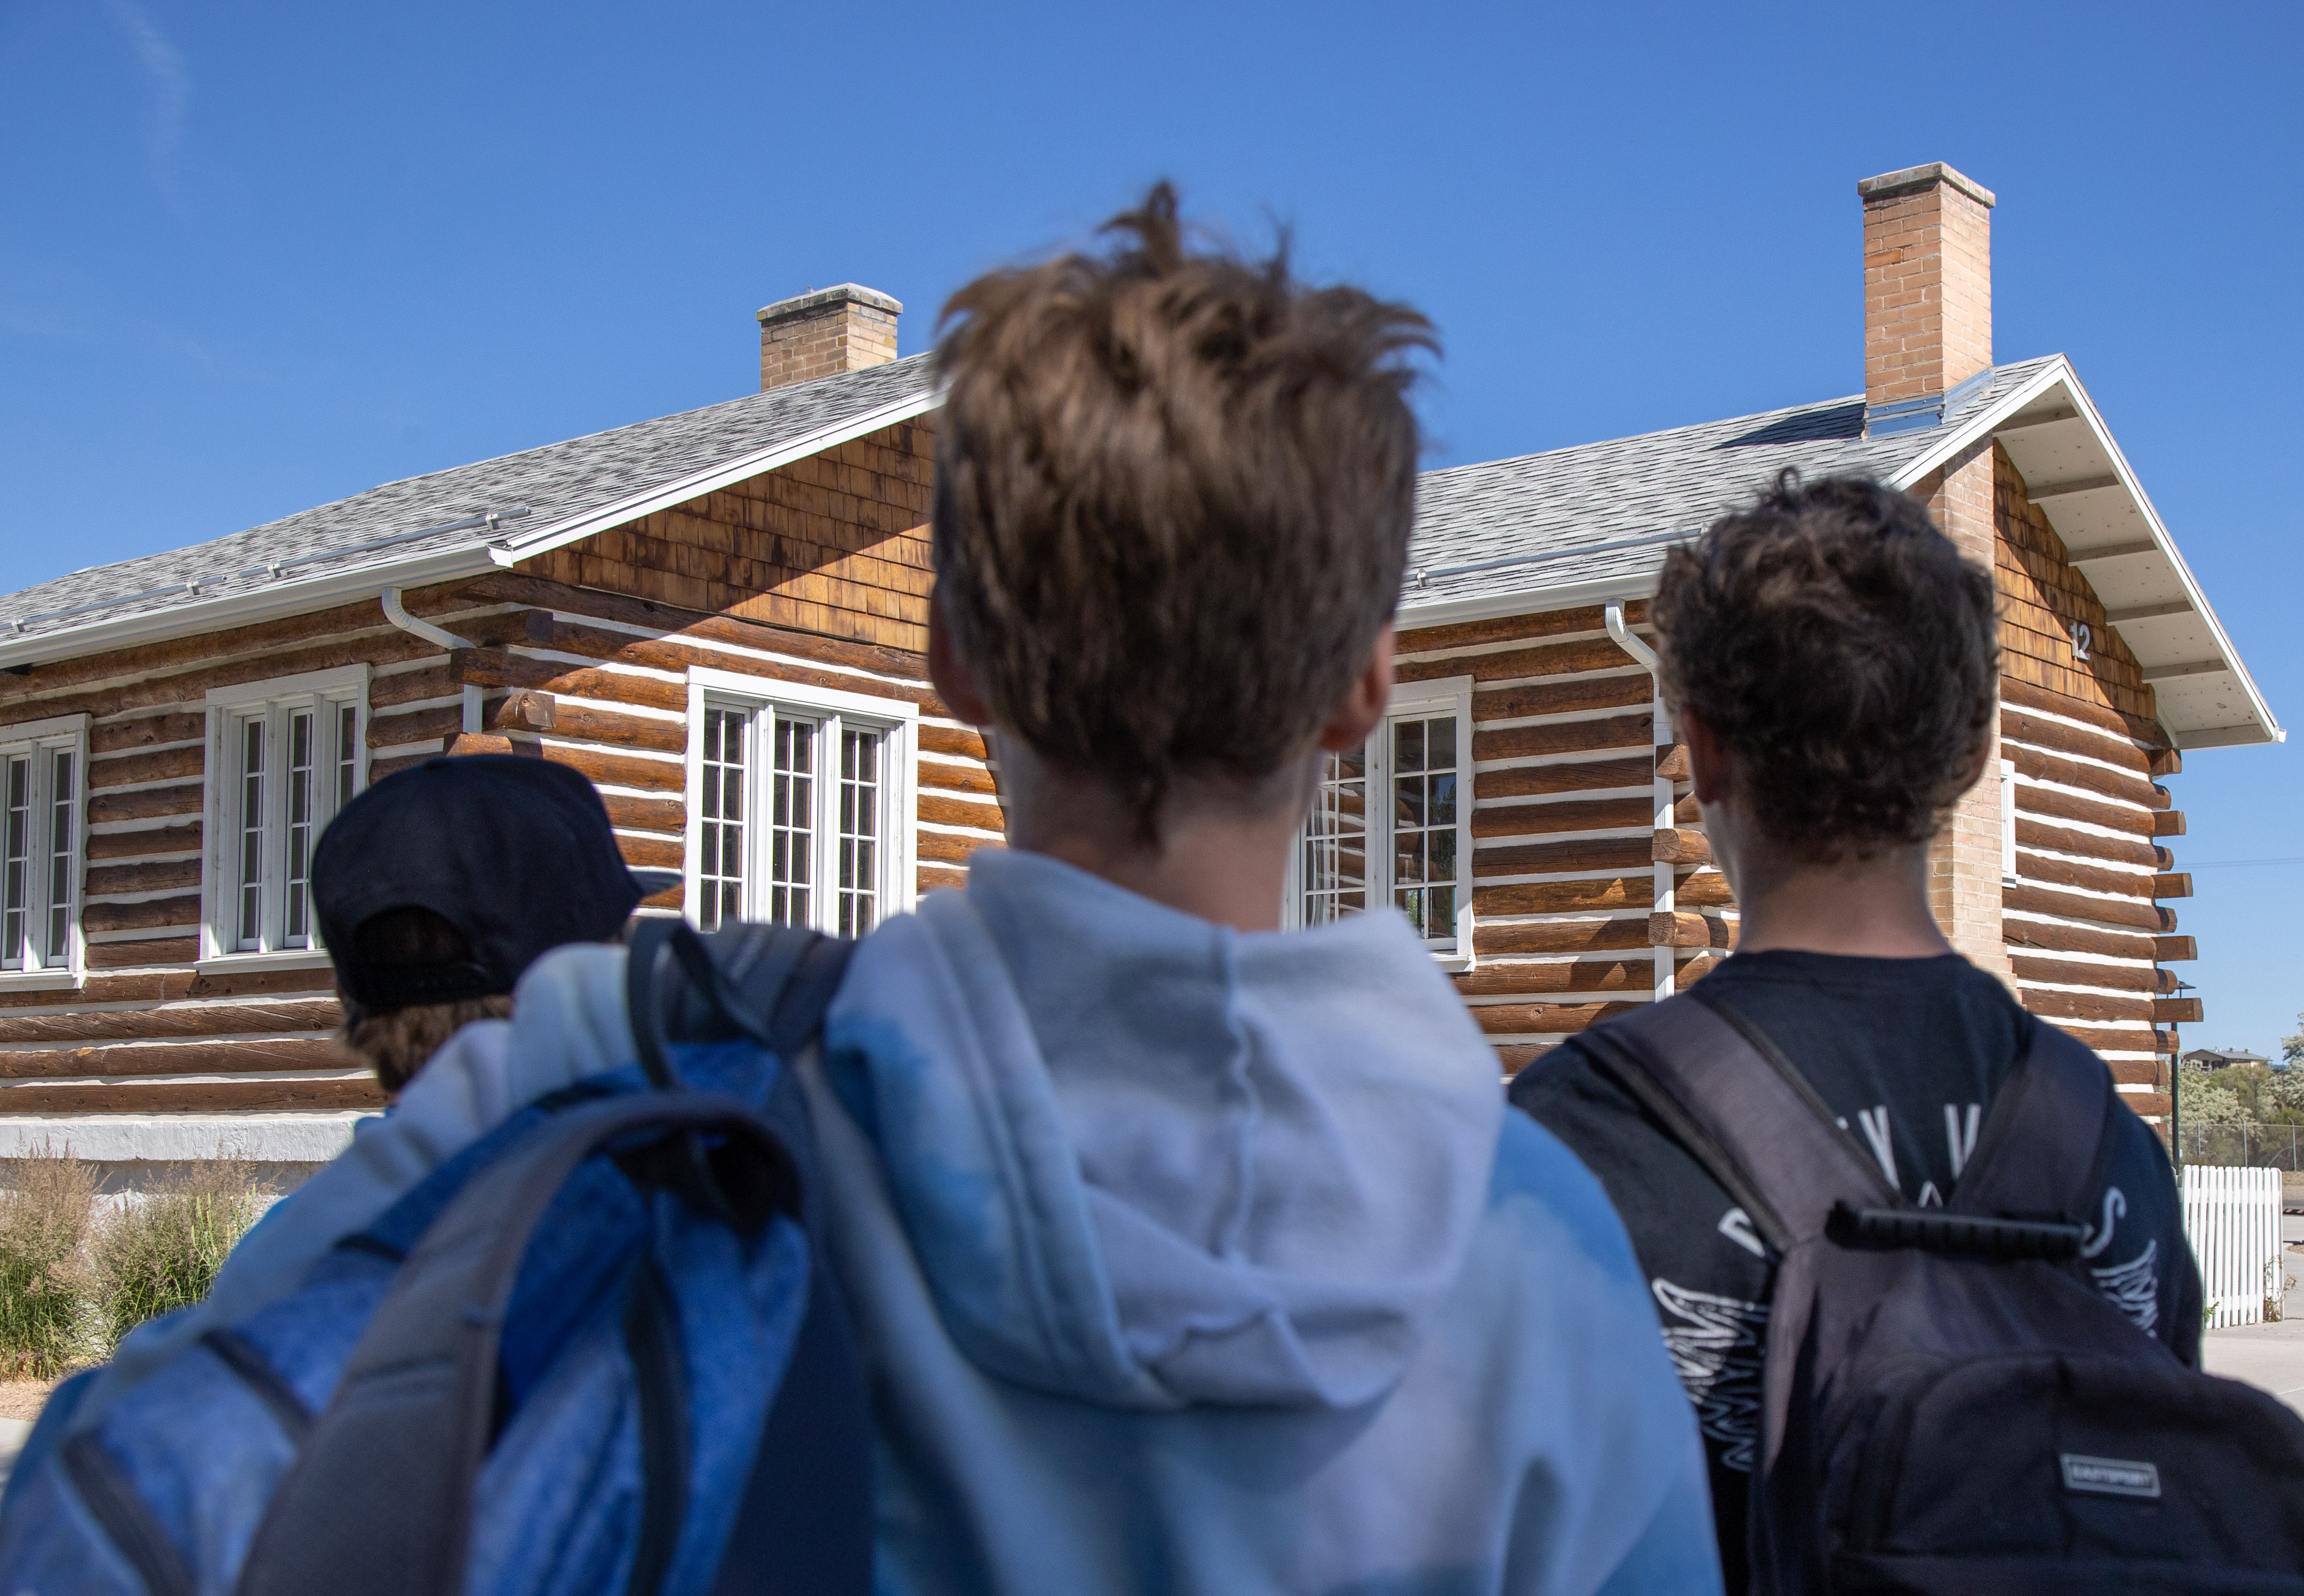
[1710,818,1954,960]
[993,735,1307,933]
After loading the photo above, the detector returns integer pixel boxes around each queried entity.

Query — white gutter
[1606,601,1676,1005]
[381,588,481,734]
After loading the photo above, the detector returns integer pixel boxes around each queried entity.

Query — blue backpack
[0,922,867,1596]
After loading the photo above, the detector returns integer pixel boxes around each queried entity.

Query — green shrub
[88,1160,270,1348]
[0,1146,101,1378]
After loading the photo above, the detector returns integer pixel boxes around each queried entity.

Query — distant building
[2183,1048,2270,1072]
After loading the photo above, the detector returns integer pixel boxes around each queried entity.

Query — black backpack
[1579,988,2304,1595]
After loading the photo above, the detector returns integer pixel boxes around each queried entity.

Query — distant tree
[2285,1012,2304,1067]
[2180,1067,2248,1126]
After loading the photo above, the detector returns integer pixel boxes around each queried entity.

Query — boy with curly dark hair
[1509,472,2199,1586]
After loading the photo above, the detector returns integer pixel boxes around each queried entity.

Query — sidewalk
[0,1419,28,1499]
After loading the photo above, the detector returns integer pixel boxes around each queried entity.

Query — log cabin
[0,163,2275,1188]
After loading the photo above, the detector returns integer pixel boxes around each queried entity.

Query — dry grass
[0,1378,59,1422]
[87,1161,271,1349]
[0,1147,99,1379]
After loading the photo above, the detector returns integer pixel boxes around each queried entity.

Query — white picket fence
[2181,1165,2285,1329]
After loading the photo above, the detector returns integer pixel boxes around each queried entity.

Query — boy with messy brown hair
[785,184,1722,1594]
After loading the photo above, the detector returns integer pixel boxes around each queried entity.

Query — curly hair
[930,182,1436,841]
[1651,472,1999,862]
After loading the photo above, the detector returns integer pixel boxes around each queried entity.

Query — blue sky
[3,1,2299,1053]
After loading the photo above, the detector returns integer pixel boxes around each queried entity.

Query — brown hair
[1651,472,1998,861]
[335,906,512,1095]
[931,182,1435,840]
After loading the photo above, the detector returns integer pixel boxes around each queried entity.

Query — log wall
[0,418,997,1135]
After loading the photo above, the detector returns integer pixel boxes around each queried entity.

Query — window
[2000,757,2019,884]
[1285,677,1475,960]
[204,667,366,962]
[0,713,88,985]
[686,670,917,938]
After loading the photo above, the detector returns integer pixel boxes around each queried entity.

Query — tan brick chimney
[756,284,902,392]
[1861,162,2010,977]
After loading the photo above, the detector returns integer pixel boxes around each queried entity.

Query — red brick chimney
[1860,162,1995,407]
[756,284,902,392]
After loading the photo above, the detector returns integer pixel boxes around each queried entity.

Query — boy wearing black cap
[314,755,663,1093]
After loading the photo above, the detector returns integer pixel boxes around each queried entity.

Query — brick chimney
[1860,162,1995,408]
[756,284,902,392]
[1861,162,2010,978]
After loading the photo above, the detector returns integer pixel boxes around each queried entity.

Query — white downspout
[381,588,483,735]
[1606,602,1676,1005]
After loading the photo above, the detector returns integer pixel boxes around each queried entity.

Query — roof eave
[1397,567,1661,631]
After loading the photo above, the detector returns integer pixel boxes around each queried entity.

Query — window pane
[1,755,27,968]
[285,710,316,945]
[336,704,358,814]
[1301,745,1368,926]
[1392,713,1458,941]
[767,715,816,927]
[237,718,266,950]
[46,749,74,962]
[698,708,749,932]
[836,727,882,938]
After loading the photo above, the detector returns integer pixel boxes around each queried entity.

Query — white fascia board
[1891,357,2279,749]
[1397,567,1660,632]
[0,544,496,674]
[488,387,946,568]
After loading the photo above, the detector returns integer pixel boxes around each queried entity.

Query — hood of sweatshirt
[821,848,1503,1414]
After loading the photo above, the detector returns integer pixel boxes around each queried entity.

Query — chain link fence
[2177,1120,2304,1172]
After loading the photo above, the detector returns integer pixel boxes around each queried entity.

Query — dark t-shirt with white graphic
[1508,949,2199,1587]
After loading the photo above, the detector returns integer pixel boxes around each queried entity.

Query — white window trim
[198,664,368,972]
[1999,757,2019,885]
[683,666,919,936]
[0,711,90,990]
[1284,674,1476,970]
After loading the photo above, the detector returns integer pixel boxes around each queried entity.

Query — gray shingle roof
[0,354,939,642]
[1404,357,2057,607]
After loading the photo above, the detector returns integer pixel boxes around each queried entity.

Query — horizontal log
[461,571,932,686]
[918,829,990,866]
[446,733,516,757]
[2008,744,2161,813]
[2121,1091,2172,1118]
[2013,817,2157,870]
[1399,634,1638,688]
[919,723,990,763]
[85,936,198,970]
[2153,872,2192,900]
[1396,602,1642,656]
[90,711,206,756]
[1653,827,1711,865]
[371,663,455,711]
[1475,673,1650,724]
[1477,877,1649,917]
[2014,780,2152,838]
[1473,797,1651,840]
[2047,1023,2172,1057]
[2022,988,2152,1024]
[1650,911,1733,949]
[1999,707,2151,778]
[1654,743,1690,781]
[372,703,462,751]
[0,1078,386,1115]
[2002,918,2158,962]
[1676,954,1727,991]
[2155,935,2197,962]
[86,858,201,897]
[2153,811,2185,838]
[538,743,683,795]
[87,822,202,863]
[28,627,444,726]
[2015,848,2151,901]
[919,791,1005,834]
[599,792,684,835]
[368,750,440,786]
[0,967,324,1010]
[1676,871,1734,908]
[618,833,682,869]
[2147,748,2181,778]
[1478,756,1652,801]
[918,761,1000,798]
[917,861,969,895]
[2153,845,2175,869]
[1475,837,1653,878]
[1494,1044,1547,1077]
[82,895,201,934]
[1675,794,1700,825]
[536,619,941,716]
[1471,1001,1637,1035]
[87,783,202,826]
[1476,917,1650,957]
[0,999,343,1046]
[2003,882,2168,933]
[89,744,203,792]
[540,700,683,756]
[0,1036,353,1081]
[2153,998,2204,1025]
[1999,676,2170,751]
[449,651,687,715]
[2108,1059,2164,1088]
[489,689,555,734]
[1473,714,1652,765]
[1452,957,1653,999]
[2009,955,2169,995]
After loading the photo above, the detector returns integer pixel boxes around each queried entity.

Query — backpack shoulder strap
[1578,990,1899,1254]
[236,1093,795,1596]
[1945,1016,2115,1223]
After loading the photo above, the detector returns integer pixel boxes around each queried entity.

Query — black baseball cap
[314,755,666,1010]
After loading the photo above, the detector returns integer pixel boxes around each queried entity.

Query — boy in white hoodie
[794,182,1720,1594]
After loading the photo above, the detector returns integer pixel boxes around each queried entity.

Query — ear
[1317,625,1395,753]
[1680,706,1734,807]
[928,592,996,728]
